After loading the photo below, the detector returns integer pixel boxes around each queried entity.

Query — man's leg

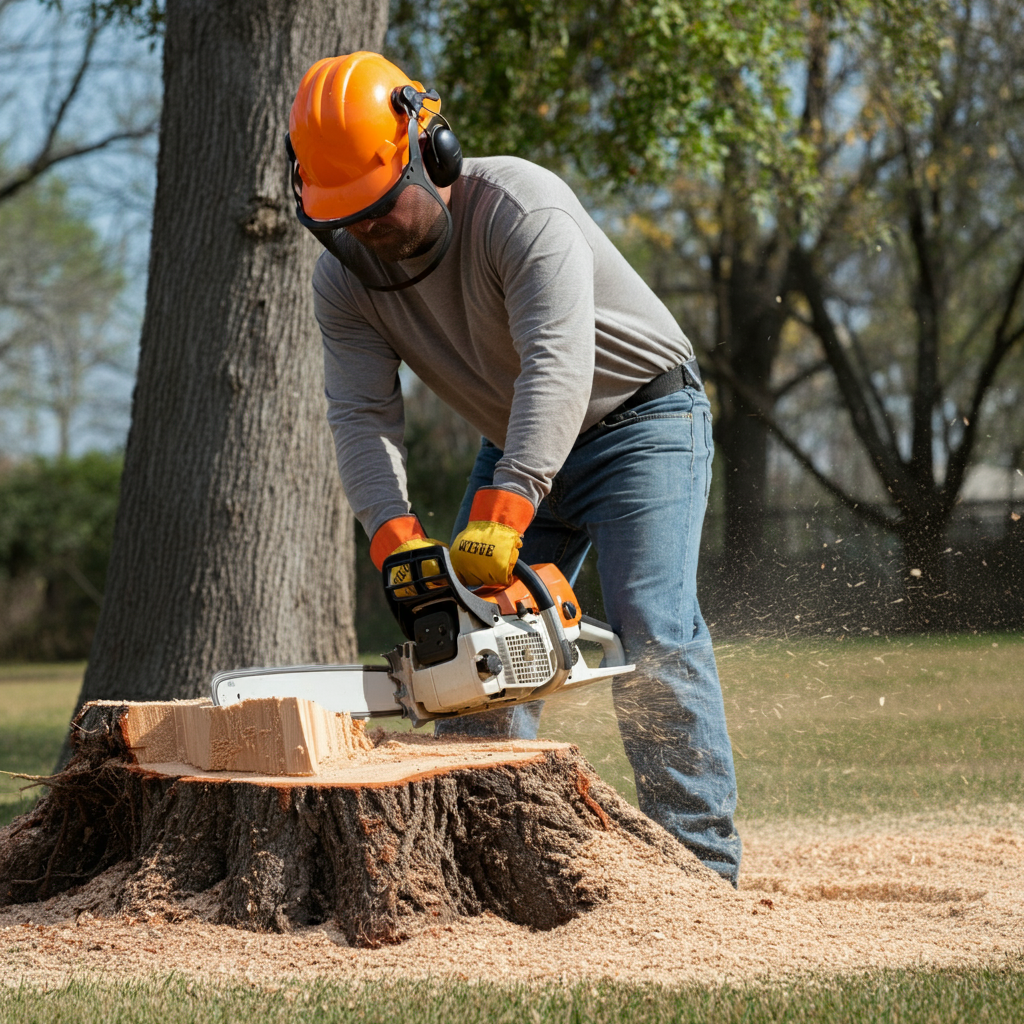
[551,389,742,885]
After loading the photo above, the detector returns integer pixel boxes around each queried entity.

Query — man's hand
[450,488,535,587]
[370,516,447,597]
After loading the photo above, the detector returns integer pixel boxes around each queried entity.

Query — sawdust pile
[2,810,1020,987]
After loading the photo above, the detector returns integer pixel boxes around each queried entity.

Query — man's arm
[314,256,415,542]
[489,205,596,505]
[451,203,597,587]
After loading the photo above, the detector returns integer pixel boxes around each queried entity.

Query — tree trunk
[718,386,772,563]
[896,514,954,630]
[712,218,788,586]
[4,702,715,947]
[70,2,388,726]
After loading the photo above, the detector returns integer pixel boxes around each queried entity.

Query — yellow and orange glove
[370,516,447,597]
[450,488,535,587]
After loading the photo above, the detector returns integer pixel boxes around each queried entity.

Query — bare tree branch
[771,358,830,400]
[38,18,102,163]
[0,123,158,203]
[842,314,902,456]
[790,245,908,497]
[944,251,1024,502]
[0,5,158,205]
[704,346,897,532]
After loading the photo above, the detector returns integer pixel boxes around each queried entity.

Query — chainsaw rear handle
[510,561,573,677]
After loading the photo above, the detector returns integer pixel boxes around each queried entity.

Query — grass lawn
[2,963,1024,1024]
[717,631,1022,823]
[0,662,84,826]
[544,630,1022,823]
[2,633,1021,1021]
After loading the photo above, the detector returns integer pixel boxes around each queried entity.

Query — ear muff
[391,84,463,189]
[421,123,463,188]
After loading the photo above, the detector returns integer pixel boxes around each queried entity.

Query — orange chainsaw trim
[476,563,583,627]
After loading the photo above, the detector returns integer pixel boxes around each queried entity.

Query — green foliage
[0,452,122,658]
[0,173,124,317]
[398,0,945,210]
[0,452,121,580]
[2,965,1024,1023]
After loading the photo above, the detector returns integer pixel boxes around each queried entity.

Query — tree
[614,3,1024,628]
[778,0,1024,625]
[69,0,388,729]
[0,0,159,206]
[599,7,934,575]
[0,173,130,455]
[389,0,944,586]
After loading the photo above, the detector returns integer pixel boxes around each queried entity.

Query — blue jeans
[434,387,741,885]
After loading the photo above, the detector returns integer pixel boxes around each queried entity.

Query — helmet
[287,53,462,292]
[289,52,440,223]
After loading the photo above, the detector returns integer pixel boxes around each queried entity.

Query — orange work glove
[370,516,447,597]
[450,488,535,587]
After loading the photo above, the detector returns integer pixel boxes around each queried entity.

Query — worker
[287,52,741,886]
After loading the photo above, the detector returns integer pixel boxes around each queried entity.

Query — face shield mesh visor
[288,115,453,292]
[322,181,449,290]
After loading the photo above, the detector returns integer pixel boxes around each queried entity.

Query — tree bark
[895,517,954,630]
[71,1,388,726]
[710,200,789,582]
[3,703,714,947]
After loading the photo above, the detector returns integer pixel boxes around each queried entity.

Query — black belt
[614,357,702,416]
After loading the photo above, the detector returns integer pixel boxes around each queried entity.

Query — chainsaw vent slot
[496,631,553,688]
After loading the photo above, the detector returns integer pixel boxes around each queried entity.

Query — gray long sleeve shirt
[313,156,694,541]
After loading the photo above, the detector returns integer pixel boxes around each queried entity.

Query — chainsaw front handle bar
[577,616,628,667]
[382,544,501,636]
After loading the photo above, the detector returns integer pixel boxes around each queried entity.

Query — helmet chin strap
[296,113,454,293]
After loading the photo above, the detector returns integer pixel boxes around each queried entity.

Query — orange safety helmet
[289,52,441,223]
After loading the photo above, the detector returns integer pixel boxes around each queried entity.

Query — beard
[345,189,447,263]
[348,223,433,262]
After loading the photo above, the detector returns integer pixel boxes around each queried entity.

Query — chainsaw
[210,544,634,727]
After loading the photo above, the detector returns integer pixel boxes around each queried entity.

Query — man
[288,52,741,885]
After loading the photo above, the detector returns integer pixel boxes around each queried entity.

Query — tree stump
[0,699,717,947]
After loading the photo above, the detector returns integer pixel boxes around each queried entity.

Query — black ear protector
[391,84,463,188]
[286,83,461,292]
